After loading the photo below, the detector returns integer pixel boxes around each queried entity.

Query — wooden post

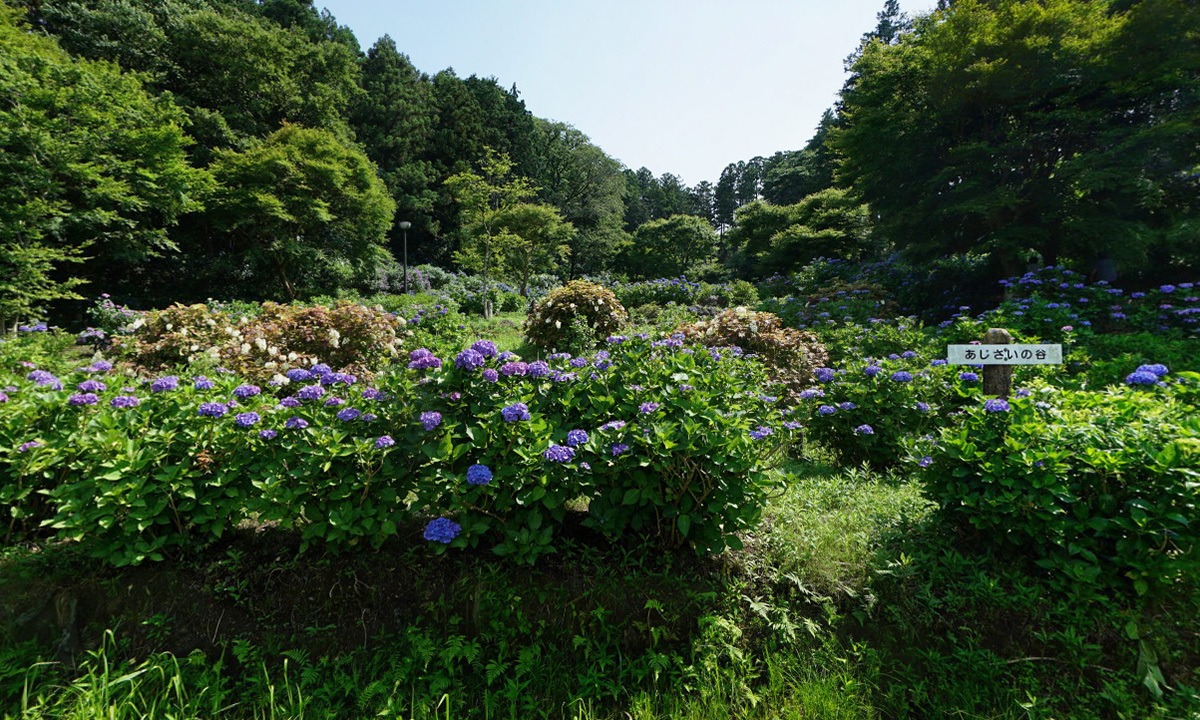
[982,327,1013,398]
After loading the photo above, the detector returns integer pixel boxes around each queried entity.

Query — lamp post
[398,221,411,294]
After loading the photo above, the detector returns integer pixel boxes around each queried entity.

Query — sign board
[946,344,1062,365]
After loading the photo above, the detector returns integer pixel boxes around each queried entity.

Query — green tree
[626,215,719,279]
[207,124,395,300]
[0,6,205,323]
[834,0,1200,276]
[445,149,536,318]
[491,203,575,297]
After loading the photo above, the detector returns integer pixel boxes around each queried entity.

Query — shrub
[758,280,896,332]
[674,308,828,403]
[917,374,1200,599]
[523,280,627,353]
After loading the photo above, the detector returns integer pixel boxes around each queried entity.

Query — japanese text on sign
[945,344,1062,365]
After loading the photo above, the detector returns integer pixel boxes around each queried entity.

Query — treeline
[1,0,1197,324]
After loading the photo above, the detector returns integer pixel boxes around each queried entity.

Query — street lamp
[398,221,411,294]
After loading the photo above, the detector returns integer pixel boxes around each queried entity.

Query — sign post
[947,329,1063,399]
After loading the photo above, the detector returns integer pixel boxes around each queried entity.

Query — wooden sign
[946,344,1062,365]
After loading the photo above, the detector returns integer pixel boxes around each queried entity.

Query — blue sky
[317,0,937,186]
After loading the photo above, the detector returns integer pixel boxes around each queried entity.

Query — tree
[833,0,1200,276]
[0,6,206,322]
[490,203,574,297]
[445,149,536,318]
[626,215,719,279]
[207,124,395,300]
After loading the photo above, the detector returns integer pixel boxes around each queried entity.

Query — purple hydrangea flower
[497,351,518,362]
[259,429,278,440]
[749,426,773,440]
[569,357,588,368]
[599,420,626,432]
[915,402,931,412]
[320,372,357,386]
[286,368,312,382]
[890,371,913,383]
[337,408,362,422]
[854,424,874,435]
[194,376,215,390]
[278,397,301,408]
[639,402,660,414]
[500,362,528,376]
[612,443,630,457]
[527,361,550,378]
[501,403,530,422]
[863,365,882,377]
[77,379,106,393]
[68,393,99,406]
[798,389,825,400]
[839,402,856,410]
[470,340,498,358]
[818,405,837,415]
[408,348,443,370]
[88,360,113,373]
[199,403,227,417]
[424,517,460,543]
[901,351,917,359]
[150,376,179,393]
[455,348,485,370]
[362,387,381,400]
[420,411,442,431]
[285,416,309,430]
[1136,364,1169,377]
[324,397,344,407]
[983,398,1011,412]
[375,435,394,448]
[297,384,326,401]
[481,368,499,383]
[235,412,260,428]
[0,392,7,403]
[233,384,261,399]
[311,364,332,376]
[566,429,589,447]
[959,372,980,382]
[110,395,139,408]
[466,464,492,485]
[18,440,44,452]
[815,368,836,382]
[918,456,933,468]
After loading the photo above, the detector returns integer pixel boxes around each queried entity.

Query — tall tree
[625,215,718,279]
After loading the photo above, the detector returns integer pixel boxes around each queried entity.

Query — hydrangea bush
[0,335,794,563]
[915,373,1200,600]
[523,280,627,353]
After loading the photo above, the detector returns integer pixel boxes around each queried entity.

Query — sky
[316,0,937,187]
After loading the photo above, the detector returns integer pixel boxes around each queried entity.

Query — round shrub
[674,307,829,403]
[524,280,627,352]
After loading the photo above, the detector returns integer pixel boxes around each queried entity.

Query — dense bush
[0,335,793,563]
[112,301,406,383]
[523,280,627,353]
[917,374,1200,599]
[759,280,896,332]
[612,277,758,310]
[674,307,828,403]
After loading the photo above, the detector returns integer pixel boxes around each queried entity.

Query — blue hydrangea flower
[285,416,308,429]
[420,411,442,430]
[502,403,531,422]
[337,408,362,422]
[959,372,980,382]
[815,368,836,382]
[918,456,933,468]
[566,429,589,447]
[286,368,312,382]
[854,424,874,435]
[1136,364,1169,377]
[901,351,917,359]
[363,413,377,422]
[324,397,344,407]
[297,384,326,401]
[544,444,575,462]
[235,412,260,428]
[277,397,301,408]
[930,359,948,366]
[798,389,825,400]
[199,403,227,417]
[424,517,460,543]
[983,398,1011,412]
[375,435,394,449]
[527,361,550,378]
[863,365,882,377]
[599,420,626,432]
[88,360,112,373]
[817,405,837,415]
[611,443,630,457]
[233,384,261,399]
[839,402,856,410]
[500,362,528,376]
[259,429,278,440]
[362,388,381,400]
[194,376,215,390]
[110,395,139,408]
[481,368,499,383]
[749,426,773,440]
[639,402,660,414]
[569,357,588,368]
[915,402,931,412]
[466,464,492,485]
[68,393,99,406]
[311,364,332,376]
[890,371,913,383]
[77,379,106,393]
[1124,370,1158,386]
[150,376,179,393]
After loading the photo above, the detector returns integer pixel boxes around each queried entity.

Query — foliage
[674,308,829,404]
[207,124,397,301]
[523,281,627,353]
[612,277,758,311]
[759,280,896,333]
[622,216,719,279]
[917,376,1200,599]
